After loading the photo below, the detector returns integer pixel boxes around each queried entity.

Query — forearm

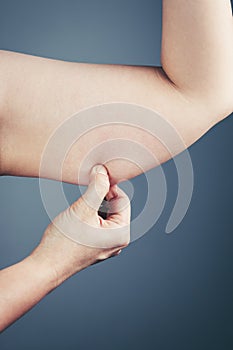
[162,0,233,105]
[0,236,97,332]
[0,255,56,332]
[1,2,232,183]
[0,165,130,332]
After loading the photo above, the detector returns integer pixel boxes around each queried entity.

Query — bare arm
[161,0,233,104]
[0,1,232,184]
[0,256,56,332]
[0,166,130,331]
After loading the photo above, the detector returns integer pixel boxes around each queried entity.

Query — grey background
[0,0,233,349]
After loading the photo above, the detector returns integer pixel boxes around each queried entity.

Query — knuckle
[122,238,130,248]
[98,250,111,260]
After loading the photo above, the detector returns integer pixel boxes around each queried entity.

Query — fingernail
[92,164,108,176]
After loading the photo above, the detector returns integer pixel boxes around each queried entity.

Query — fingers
[106,185,131,225]
[79,164,110,213]
[106,184,118,201]
[74,165,131,225]
[67,164,131,249]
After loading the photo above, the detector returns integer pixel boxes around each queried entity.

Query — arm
[0,1,232,184]
[0,165,130,331]
[0,256,56,332]
[161,0,233,105]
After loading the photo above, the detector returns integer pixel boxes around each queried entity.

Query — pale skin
[0,0,232,183]
[0,165,131,332]
[0,0,233,332]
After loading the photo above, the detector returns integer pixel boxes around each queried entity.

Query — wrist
[28,249,61,291]
[30,234,88,288]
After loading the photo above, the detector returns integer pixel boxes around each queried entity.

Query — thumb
[81,164,110,213]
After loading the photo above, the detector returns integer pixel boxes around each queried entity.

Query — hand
[31,165,131,287]
[0,164,130,332]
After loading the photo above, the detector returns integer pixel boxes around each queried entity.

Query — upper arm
[1,0,232,183]
[0,49,230,183]
[61,62,218,184]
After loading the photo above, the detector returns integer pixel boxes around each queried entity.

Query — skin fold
[0,0,232,184]
[0,0,232,332]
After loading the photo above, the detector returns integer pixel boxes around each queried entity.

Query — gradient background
[0,0,233,349]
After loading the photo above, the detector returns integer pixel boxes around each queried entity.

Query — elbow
[221,88,233,117]
[199,88,233,126]
[211,79,233,121]
[212,96,233,123]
